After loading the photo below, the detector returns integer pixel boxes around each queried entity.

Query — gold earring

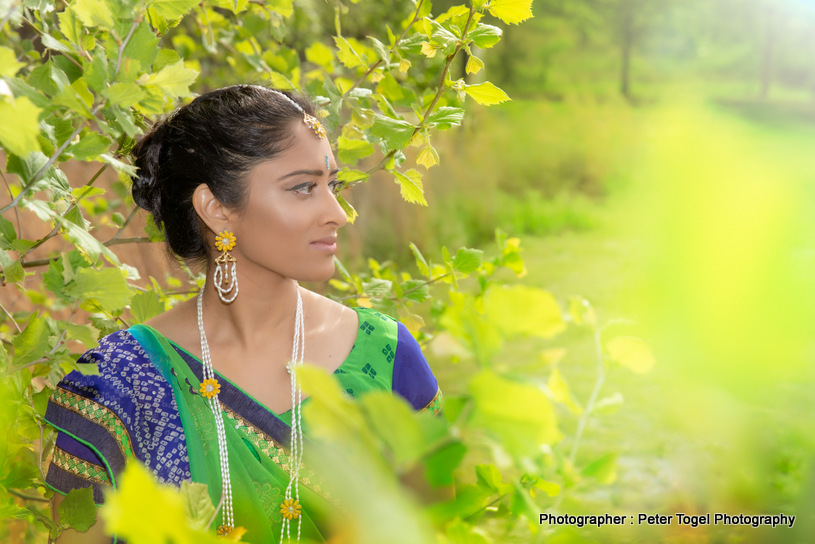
[214,230,238,303]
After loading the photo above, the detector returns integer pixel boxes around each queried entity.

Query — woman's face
[226,120,347,284]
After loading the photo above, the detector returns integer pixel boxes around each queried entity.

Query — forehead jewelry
[197,285,306,541]
[325,155,330,171]
[266,88,327,140]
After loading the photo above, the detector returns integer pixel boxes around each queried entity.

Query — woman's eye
[329,180,345,195]
[290,183,316,195]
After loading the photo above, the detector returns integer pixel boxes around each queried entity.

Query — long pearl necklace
[197,285,305,542]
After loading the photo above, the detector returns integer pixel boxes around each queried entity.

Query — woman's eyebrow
[278,168,340,180]
[278,168,324,180]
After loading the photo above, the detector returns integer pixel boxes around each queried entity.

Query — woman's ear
[192,184,233,235]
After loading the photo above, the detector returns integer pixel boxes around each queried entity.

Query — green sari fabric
[127,308,400,543]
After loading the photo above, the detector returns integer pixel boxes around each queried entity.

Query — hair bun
[131,122,169,224]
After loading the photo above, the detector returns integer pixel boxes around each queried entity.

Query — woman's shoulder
[56,326,166,397]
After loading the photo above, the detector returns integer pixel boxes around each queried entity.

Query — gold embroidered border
[419,387,444,415]
[51,386,135,460]
[222,406,335,504]
[52,446,111,485]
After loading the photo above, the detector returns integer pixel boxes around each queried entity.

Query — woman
[46,85,443,543]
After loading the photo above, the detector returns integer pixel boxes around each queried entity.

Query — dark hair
[131,85,317,262]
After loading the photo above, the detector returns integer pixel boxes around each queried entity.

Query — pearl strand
[213,261,239,303]
[197,290,235,532]
[281,288,304,544]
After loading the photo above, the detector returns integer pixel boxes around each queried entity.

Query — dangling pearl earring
[213,230,238,304]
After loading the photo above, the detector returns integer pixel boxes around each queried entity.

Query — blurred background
[345,0,815,540]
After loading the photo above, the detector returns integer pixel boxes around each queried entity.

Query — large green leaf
[130,290,166,323]
[58,487,97,533]
[12,313,51,367]
[468,23,503,49]
[468,370,561,456]
[337,136,375,164]
[0,46,24,77]
[370,115,415,151]
[65,267,133,312]
[360,392,424,467]
[72,0,115,29]
[606,336,655,374]
[0,97,42,156]
[138,59,198,98]
[393,169,427,206]
[146,0,199,20]
[483,285,565,338]
[463,81,510,106]
[487,0,534,25]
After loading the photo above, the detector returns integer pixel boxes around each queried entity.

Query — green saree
[128,324,334,542]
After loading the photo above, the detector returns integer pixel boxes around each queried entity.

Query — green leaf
[138,59,198,98]
[0,216,17,249]
[121,21,159,69]
[336,193,358,224]
[469,370,562,456]
[361,278,393,297]
[40,33,73,54]
[101,463,222,543]
[361,392,424,467]
[416,144,439,169]
[581,453,618,485]
[58,487,98,532]
[606,336,655,374]
[72,0,115,29]
[333,36,366,69]
[144,214,165,242]
[465,55,484,75]
[305,41,334,71]
[0,46,24,77]
[58,7,84,46]
[393,169,427,206]
[12,313,50,367]
[463,82,510,106]
[337,136,374,164]
[0,97,42,156]
[547,367,582,415]
[180,480,216,531]
[61,219,119,264]
[130,290,165,323]
[468,23,503,48]
[424,107,465,130]
[68,133,110,161]
[146,0,199,20]
[483,285,565,338]
[409,242,430,277]
[452,247,483,275]
[424,441,466,486]
[65,267,133,312]
[2,260,25,283]
[487,0,534,25]
[475,463,514,494]
[104,82,146,108]
[337,168,369,184]
[66,323,97,350]
[370,115,415,151]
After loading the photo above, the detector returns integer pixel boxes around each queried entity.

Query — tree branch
[0,301,22,333]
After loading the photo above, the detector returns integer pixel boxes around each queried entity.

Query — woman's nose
[323,186,348,228]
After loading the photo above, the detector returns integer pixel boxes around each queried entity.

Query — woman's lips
[311,236,338,253]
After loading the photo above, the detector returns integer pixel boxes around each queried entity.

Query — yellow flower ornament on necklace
[200,377,220,399]
[215,230,236,252]
[280,498,302,520]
